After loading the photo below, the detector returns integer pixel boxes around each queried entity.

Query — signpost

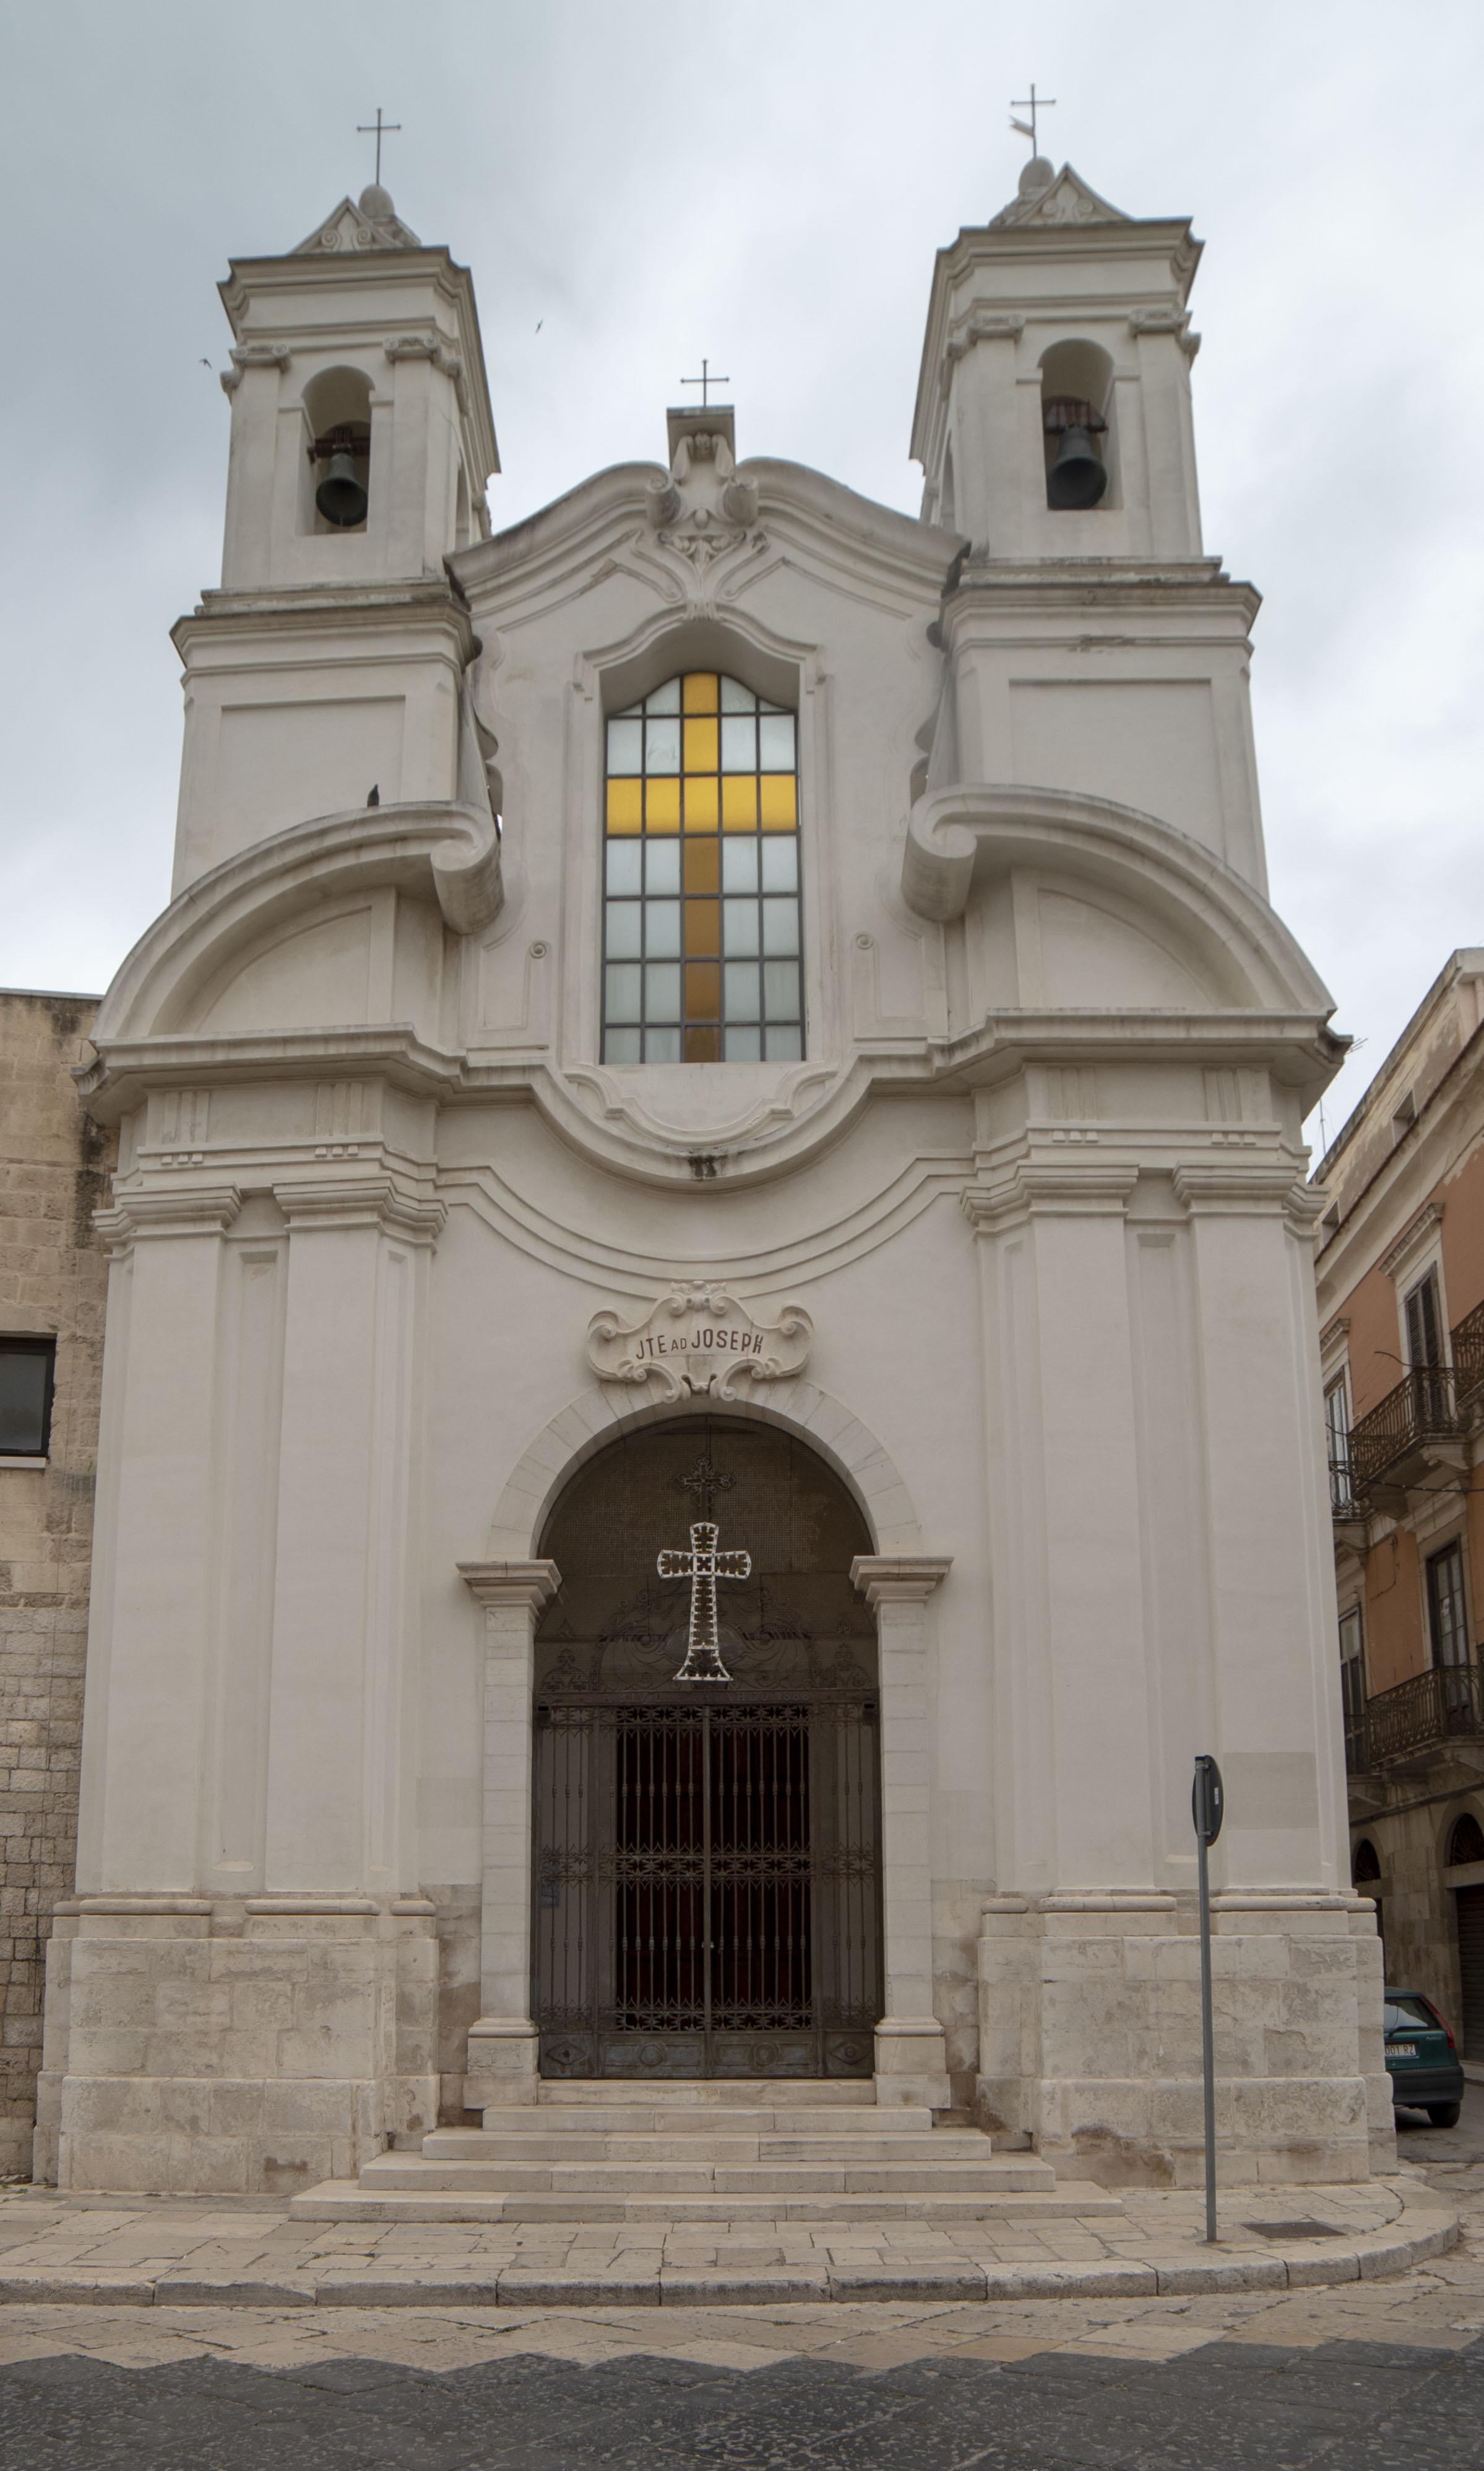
[1191,1754,1224,2244]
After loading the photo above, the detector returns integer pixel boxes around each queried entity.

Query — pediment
[992,163,1129,228]
[450,455,961,628]
[294,194,421,255]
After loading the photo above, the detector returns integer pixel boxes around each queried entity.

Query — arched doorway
[530,1413,882,2081]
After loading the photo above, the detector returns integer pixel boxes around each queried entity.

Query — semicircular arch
[483,1378,921,1561]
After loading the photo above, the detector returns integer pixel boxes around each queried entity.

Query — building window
[0,1336,56,1458]
[1405,1268,1443,1370]
[1325,1375,1353,1513]
[1427,1538,1470,1671]
[1449,1812,1484,1867]
[602,670,803,1064]
[1339,1607,1366,1769]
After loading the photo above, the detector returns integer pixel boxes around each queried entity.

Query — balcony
[1346,1660,1484,1774]
[1347,1365,1459,1498]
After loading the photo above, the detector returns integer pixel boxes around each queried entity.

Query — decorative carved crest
[587,1283,812,1400]
[991,164,1128,230]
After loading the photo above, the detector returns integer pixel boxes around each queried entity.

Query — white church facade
[35,158,1391,2203]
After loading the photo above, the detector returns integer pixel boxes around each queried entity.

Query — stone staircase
[290,2080,1119,2224]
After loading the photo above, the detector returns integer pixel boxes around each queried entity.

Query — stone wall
[0,990,111,2176]
[975,1889,1394,2188]
[40,1896,439,2194]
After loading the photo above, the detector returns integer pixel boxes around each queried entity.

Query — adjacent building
[1315,951,1484,2066]
[0,991,113,2175]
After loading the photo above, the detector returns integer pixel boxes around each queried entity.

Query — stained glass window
[602,671,803,1064]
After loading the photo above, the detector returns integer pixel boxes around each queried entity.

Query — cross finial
[675,1453,735,1524]
[1010,84,1056,154]
[681,357,731,410]
[356,107,402,186]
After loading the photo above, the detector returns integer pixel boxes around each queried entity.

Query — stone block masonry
[0,990,113,2177]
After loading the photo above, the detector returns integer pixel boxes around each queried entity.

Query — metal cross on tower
[1010,84,1056,153]
[356,108,402,185]
[658,1520,751,1682]
[681,358,730,409]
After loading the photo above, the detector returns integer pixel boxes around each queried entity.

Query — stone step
[290,2181,1121,2225]
[528,2079,874,2106]
[356,2154,1057,2197]
[458,2106,933,2138]
[426,2116,939,2152]
[415,2133,1002,2166]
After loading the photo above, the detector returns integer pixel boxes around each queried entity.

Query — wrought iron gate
[533,1689,881,2079]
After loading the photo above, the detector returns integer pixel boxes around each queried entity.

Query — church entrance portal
[532,1416,882,2079]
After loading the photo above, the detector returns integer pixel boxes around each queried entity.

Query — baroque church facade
[35,156,1391,2201]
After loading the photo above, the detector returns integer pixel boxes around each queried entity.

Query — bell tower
[910,159,1265,892]
[170,185,499,893]
[912,157,1202,563]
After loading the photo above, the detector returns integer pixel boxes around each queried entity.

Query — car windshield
[1384,1996,1438,2032]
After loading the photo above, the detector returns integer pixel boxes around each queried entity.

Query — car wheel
[1426,2103,1461,2128]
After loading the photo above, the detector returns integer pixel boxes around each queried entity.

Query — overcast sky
[2,0,1481,1154]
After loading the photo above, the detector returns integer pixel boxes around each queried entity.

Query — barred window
[602,670,803,1064]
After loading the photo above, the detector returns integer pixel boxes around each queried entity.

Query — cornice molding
[272,1174,446,1242]
[962,1161,1140,1234]
[457,1559,561,1614]
[219,340,291,397]
[95,1187,242,1250]
[1171,1162,1318,1224]
[851,1554,952,1608]
[1379,1201,1445,1285]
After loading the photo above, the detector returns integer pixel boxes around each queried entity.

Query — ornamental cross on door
[658,1520,751,1682]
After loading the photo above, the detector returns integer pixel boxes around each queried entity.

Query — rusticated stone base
[975,1889,1395,2189]
[34,1893,440,2194]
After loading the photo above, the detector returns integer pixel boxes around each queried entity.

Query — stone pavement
[0,2098,1479,2462]
[0,2169,1457,2308]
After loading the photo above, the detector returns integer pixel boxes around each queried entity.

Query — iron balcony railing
[1346,1660,1484,1772]
[1451,1296,1484,1408]
[1346,1366,1460,1499]
[1342,1297,1484,1510]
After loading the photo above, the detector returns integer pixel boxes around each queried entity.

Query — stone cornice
[851,1554,952,1608]
[173,581,475,664]
[458,1559,561,1612]
[1172,1163,1319,1224]
[962,1162,1141,1233]
[1378,1201,1445,1284]
[75,1014,1344,1192]
[272,1175,446,1242]
[95,1187,241,1250]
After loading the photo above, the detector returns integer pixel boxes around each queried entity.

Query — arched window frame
[600,667,804,1065]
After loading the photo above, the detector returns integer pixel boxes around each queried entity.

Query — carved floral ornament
[586,1283,813,1401]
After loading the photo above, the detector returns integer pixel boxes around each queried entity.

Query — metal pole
[1196,1819,1217,2244]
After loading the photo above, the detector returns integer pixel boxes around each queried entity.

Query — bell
[1047,425,1108,511]
[316,450,368,529]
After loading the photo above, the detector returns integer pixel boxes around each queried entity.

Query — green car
[1384,1990,1465,2126]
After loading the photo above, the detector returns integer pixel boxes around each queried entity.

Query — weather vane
[356,108,402,186]
[1010,84,1056,154]
[681,358,730,409]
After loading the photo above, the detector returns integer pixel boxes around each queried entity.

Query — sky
[1,0,1481,1156]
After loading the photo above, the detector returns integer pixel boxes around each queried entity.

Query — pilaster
[852,1554,952,2108]
[457,1560,561,2111]
[263,1177,442,1896]
[77,1188,241,1893]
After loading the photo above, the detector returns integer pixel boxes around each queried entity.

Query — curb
[0,2208,1457,2310]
